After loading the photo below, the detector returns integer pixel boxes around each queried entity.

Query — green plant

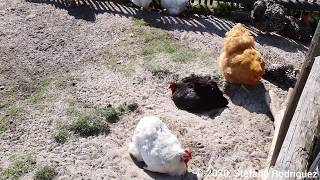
[34,166,57,180]
[192,1,238,17]
[102,18,213,75]
[212,2,237,17]
[130,18,197,63]
[116,102,139,115]
[0,155,36,180]
[127,103,139,112]
[98,107,119,123]
[117,103,127,115]
[0,106,23,134]
[191,1,214,14]
[70,115,110,137]
[54,128,68,143]
[29,79,51,103]
[151,68,172,79]
[0,101,7,109]
[53,75,78,89]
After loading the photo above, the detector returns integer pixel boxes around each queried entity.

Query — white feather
[160,0,188,15]
[131,0,152,9]
[129,116,188,176]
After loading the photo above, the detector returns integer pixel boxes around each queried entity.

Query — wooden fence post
[269,56,320,179]
[269,21,320,167]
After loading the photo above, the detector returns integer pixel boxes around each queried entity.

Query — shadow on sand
[223,82,271,116]
[145,170,198,180]
[27,0,308,52]
[130,154,198,180]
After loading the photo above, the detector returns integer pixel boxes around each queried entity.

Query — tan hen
[219,23,264,86]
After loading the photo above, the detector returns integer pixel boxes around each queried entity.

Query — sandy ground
[0,0,308,179]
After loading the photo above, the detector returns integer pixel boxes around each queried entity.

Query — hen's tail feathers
[128,142,143,162]
[129,153,147,169]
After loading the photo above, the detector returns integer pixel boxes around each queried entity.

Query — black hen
[263,64,298,89]
[170,74,228,112]
[251,0,286,32]
[279,16,312,43]
[251,0,312,42]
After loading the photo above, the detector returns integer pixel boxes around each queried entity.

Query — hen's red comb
[169,80,176,86]
[169,80,177,93]
[184,150,192,159]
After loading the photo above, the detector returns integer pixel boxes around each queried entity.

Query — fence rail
[192,0,320,12]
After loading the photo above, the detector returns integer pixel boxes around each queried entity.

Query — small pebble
[145,105,153,109]
[26,13,36,20]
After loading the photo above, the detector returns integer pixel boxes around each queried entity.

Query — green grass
[116,102,139,115]
[34,166,57,180]
[70,115,110,137]
[130,18,197,63]
[150,68,172,79]
[54,128,69,143]
[0,102,7,109]
[96,103,138,124]
[0,155,36,180]
[212,2,238,17]
[97,107,120,123]
[29,79,51,103]
[64,100,138,138]
[191,0,240,17]
[65,101,80,117]
[62,99,111,138]
[99,41,138,75]
[53,75,78,90]
[0,106,23,134]
[127,103,139,112]
[102,18,213,75]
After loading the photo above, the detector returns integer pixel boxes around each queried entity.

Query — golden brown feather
[219,23,264,86]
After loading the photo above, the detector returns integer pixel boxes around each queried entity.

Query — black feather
[251,0,286,32]
[172,74,228,113]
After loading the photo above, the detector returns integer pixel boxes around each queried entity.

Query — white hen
[160,0,188,15]
[129,116,192,176]
[131,0,152,9]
